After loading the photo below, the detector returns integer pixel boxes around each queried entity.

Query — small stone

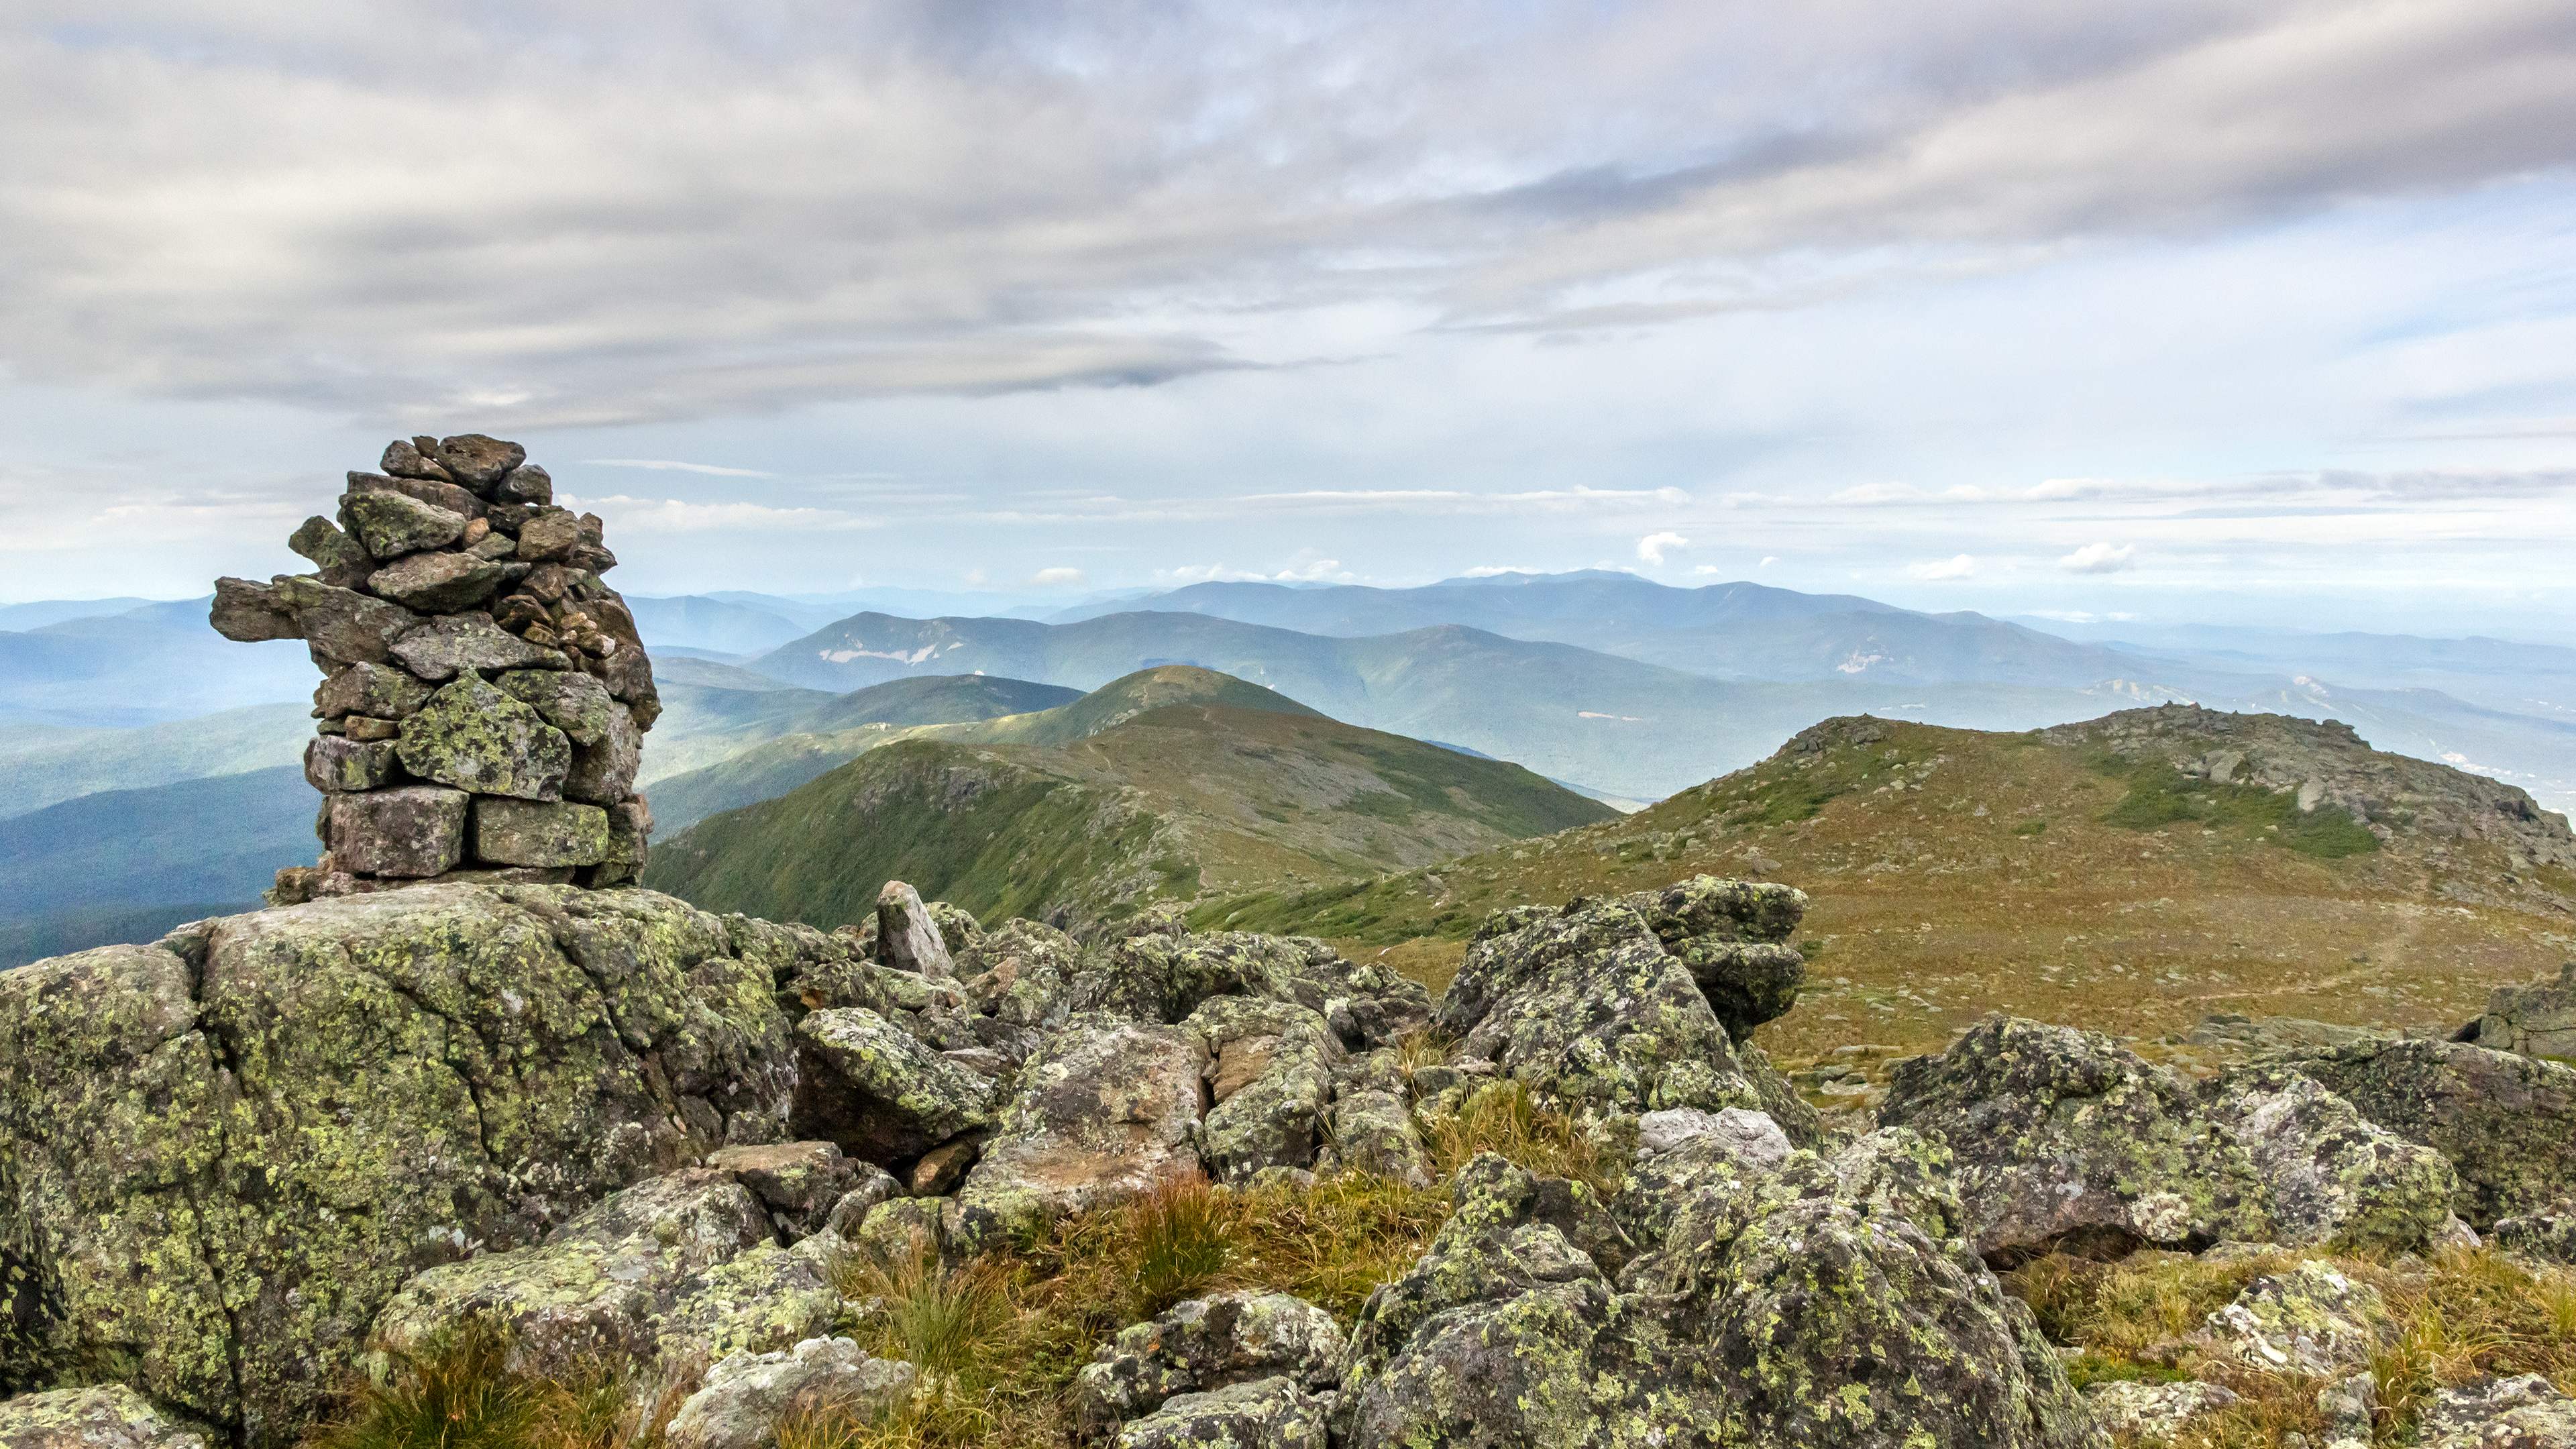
[327,786,468,877]
[492,463,553,506]
[2195,1261,2389,1375]
[211,576,423,668]
[908,1136,982,1196]
[603,797,653,866]
[341,490,468,560]
[494,594,548,633]
[472,798,610,867]
[287,515,373,588]
[822,1167,906,1238]
[1637,1106,1792,1165]
[346,469,484,520]
[517,508,583,561]
[390,613,572,680]
[396,675,571,800]
[466,533,517,561]
[663,1337,913,1449]
[708,1141,863,1240]
[367,551,523,612]
[460,517,491,547]
[493,669,617,745]
[341,716,401,743]
[792,1008,998,1163]
[436,434,527,490]
[592,642,661,729]
[566,703,642,805]
[2418,1375,2576,1449]
[878,881,956,978]
[0,1384,209,1449]
[305,737,399,792]
[315,662,433,721]
[382,438,454,482]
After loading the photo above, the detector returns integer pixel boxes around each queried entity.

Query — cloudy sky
[4,0,2573,634]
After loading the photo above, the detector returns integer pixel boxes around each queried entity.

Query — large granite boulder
[2463,962,2576,1062]
[1336,1140,2099,1449]
[2202,1065,2458,1251]
[1431,890,1770,1128]
[790,1007,997,1165]
[368,1169,842,1408]
[956,1014,1209,1240]
[1877,1016,2270,1262]
[1629,875,1809,1040]
[2287,1038,2576,1226]
[1185,996,1338,1183]
[0,885,798,1445]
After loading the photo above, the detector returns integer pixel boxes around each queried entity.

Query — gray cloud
[3,0,2570,426]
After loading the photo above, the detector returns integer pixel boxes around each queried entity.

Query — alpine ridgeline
[3,504,2573,1449]
[207,435,658,898]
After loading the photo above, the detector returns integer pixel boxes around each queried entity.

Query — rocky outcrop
[1432,879,1795,1130]
[2043,703,2576,868]
[1878,1017,2269,1261]
[211,435,658,900]
[0,885,799,1444]
[2288,1038,2576,1226]
[2201,1065,2458,1251]
[2463,962,2576,1062]
[367,1169,843,1398]
[1336,1140,2100,1449]
[1071,1291,1346,1444]
[955,1015,1210,1241]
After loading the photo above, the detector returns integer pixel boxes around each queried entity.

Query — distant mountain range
[643,666,1617,934]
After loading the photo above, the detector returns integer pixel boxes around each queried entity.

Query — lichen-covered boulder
[874,881,955,979]
[368,1168,842,1402]
[1629,875,1808,1040]
[2192,1261,2388,1375]
[1878,1016,2270,1261]
[341,489,468,559]
[2081,1381,2241,1440]
[2203,1065,2457,1251]
[1187,996,1338,1183]
[0,885,798,1446]
[2288,1038,2576,1227]
[1112,1377,1331,1449]
[1322,1090,1431,1189]
[2492,1207,2576,1265]
[1332,1156,1618,1448]
[663,1337,915,1449]
[396,674,572,800]
[2465,962,2576,1062]
[1432,892,1766,1128]
[1600,1128,2101,1449]
[388,612,570,681]
[790,1008,996,1164]
[1079,924,1320,1024]
[2418,1375,2576,1449]
[1071,1291,1346,1443]
[958,918,1083,1030]
[0,1385,210,1449]
[956,1014,1208,1240]
[709,1141,866,1241]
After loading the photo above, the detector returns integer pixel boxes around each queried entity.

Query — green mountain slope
[642,674,1085,830]
[0,704,313,821]
[643,671,1617,933]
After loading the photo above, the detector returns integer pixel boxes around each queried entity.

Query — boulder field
[1,875,2571,1449]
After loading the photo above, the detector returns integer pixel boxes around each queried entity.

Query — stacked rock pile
[211,434,659,899]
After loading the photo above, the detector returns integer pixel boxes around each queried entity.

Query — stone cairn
[212,434,659,901]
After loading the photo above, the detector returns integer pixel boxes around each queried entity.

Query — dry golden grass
[2004,1246,2576,1448]
[1229,720,2575,1105]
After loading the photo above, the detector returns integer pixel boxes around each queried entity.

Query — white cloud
[1460,566,1539,578]
[1636,531,1689,564]
[1690,564,1721,576]
[553,494,868,533]
[1908,554,1978,580]
[583,458,772,477]
[2059,542,2139,573]
[1154,555,1355,586]
[1026,567,1091,587]
[1759,556,1780,567]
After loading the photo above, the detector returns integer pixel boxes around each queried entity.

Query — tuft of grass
[1124,1179,1233,1318]
[844,1246,1011,1382]
[1420,1078,1623,1194]
[309,1319,543,1449]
